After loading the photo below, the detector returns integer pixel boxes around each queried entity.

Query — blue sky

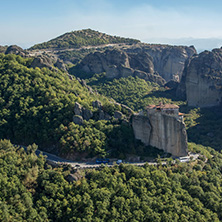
[1,0,222,51]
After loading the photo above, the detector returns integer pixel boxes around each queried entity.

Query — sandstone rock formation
[76,49,166,85]
[145,45,196,82]
[132,105,188,156]
[177,48,222,107]
[124,44,196,82]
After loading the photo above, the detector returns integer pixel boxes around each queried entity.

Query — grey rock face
[54,59,67,72]
[77,48,165,85]
[74,102,93,120]
[132,113,188,157]
[132,115,152,145]
[82,109,93,121]
[73,115,83,125]
[179,48,222,107]
[30,55,55,69]
[92,100,102,109]
[5,45,27,57]
[141,45,196,82]
[98,110,111,120]
[74,102,82,116]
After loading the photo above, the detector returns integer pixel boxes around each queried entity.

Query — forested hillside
[1,140,222,221]
[86,74,184,111]
[30,29,140,50]
[0,53,154,159]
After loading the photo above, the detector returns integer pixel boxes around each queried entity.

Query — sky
[1,0,222,51]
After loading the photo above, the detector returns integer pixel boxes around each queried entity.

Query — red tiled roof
[146,104,179,110]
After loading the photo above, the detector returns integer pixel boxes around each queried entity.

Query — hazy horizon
[1,0,222,52]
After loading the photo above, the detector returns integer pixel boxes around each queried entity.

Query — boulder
[114,111,123,119]
[73,115,83,125]
[98,110,111,120]
[74,102,82,116]
[92,100,102,109]
[82,108,93,121]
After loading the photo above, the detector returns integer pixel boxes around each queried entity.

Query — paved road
[18,145,200,169]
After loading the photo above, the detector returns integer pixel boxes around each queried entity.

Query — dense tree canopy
[1,140,222,221]
[0,53,161,158]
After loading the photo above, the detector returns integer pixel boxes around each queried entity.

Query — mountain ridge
[29,28,140,50]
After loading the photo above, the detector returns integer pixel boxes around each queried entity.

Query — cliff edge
[177,48,222,107]
[132,104,188,156]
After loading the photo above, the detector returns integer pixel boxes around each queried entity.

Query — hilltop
[29,29,140,50]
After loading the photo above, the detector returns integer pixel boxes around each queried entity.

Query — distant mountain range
[143,37,222,53]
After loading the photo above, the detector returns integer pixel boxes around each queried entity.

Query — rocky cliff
[177,48,222,107]
[143,45,196,82]
[132,112,188,156]
[124,44,196,82]
[76,48,166,85]
[75,43,196,84]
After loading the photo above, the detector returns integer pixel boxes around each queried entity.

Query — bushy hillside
[30,29,140,50]
[86,74,185,111]
[0,53,163,159]
[1,140,222,221]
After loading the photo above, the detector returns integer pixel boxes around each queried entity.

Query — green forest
[1,48,222,221]
[0,53,161,159]
[1,140,222,221]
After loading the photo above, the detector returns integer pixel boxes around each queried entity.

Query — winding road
[19,145,200,169]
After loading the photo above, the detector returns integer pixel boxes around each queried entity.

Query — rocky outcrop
[141,45,196,82]
[30,54,68,73]
[5,45,27,57]
[76,78,96,94]
[73,102,93,122]
[30,55,55,69]
[132,112,188,156]
[178,48,222,107]
[0,45,7,53]
[76,49,165,85]
[73,115,84,125]
[54,58,67,72]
